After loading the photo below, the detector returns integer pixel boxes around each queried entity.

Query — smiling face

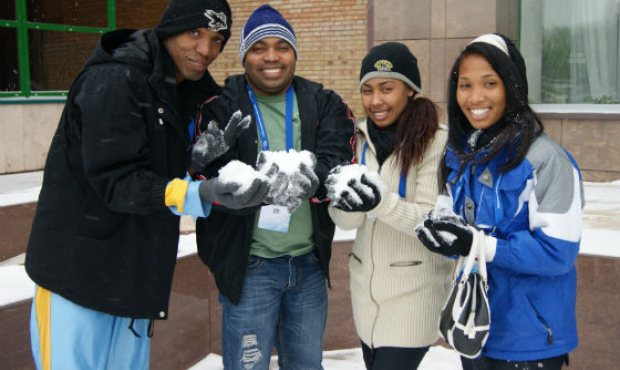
[244,37,296,96]
[361,78,413,128]
[456,54,507,130]
[163,28,225,83]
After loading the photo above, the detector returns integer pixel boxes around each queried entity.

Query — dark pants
[361,341,429,370]
[461,354,569,370]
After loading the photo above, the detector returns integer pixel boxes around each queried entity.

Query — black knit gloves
[325,164,383,212]
[190,110,252,173]
[415,211,474,257]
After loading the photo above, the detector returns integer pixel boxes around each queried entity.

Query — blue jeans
[218,252,328,370]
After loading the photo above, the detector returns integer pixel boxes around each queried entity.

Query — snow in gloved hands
[190,110,252,172]
[415,200,468,249]
[256,150,318,213]
[325,164,382,210]
[217,160,269,196]
[198,160,270,210]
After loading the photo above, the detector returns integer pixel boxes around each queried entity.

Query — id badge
[258,205,291,233]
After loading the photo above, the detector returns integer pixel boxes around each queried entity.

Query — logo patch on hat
[204,9,228,32]
[374,60,393,72]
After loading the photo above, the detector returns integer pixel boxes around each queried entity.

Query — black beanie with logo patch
[359,42,422,93]
[154,0,232,51]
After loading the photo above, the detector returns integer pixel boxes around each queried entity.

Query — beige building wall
[0,0,369,175]
[1,0,618,181]
[0,103,63,173]
[370,0,620,182]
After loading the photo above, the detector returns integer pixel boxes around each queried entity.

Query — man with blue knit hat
[25,1,273,369]
[191,4,355,370]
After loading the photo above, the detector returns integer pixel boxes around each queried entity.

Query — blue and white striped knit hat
[238,4,298,64]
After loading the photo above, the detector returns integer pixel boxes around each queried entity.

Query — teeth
[264,68,281,73]
[373,111,388,119]
[471,108,490,116]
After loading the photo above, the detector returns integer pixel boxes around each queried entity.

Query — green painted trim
[16,0,30,96]
[108,0,116,30]
[1,0,117,100]
[2,21,107,34]
[0,20,19,27]
[517,0,521,48]
[0,97,67,105]
[27,22,108,34]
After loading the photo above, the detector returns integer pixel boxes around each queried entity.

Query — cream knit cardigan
[329,119,453,348]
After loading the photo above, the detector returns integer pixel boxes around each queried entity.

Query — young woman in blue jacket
[416,33,583,370]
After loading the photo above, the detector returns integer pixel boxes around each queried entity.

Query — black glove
[415,215,473,257]
[332,173,382,212]
[190,111,251,173]
[198,176,269,210]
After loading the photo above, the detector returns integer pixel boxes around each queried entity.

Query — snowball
[218,160,268,196]
[327,164,381,208]
[256,150,317,212]
[257,150,316,175]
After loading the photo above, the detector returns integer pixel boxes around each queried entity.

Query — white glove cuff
[482,231,497,262]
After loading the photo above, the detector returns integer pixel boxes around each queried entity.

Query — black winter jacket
[195,75,355,305]
[26,29,221,319]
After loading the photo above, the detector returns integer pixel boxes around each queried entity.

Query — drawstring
[148,319,155,338]
[128,319,141,338]
[127,319,154,338]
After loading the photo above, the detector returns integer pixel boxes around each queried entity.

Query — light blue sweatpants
[30,286,151,370]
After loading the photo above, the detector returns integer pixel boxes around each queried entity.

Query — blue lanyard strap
[247,83,295,152]
[362,142,407,199]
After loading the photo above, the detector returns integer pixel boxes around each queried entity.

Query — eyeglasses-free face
[361,78,413,128]
[456,53,507,131]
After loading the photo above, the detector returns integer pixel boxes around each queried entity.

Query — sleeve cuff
[165,178,190,212]
[483,233,497,262]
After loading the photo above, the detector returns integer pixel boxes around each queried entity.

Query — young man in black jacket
[192,5,355,370]
[25,1,270,369]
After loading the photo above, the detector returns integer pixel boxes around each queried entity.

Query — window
[520,0,620,105]
[0,0,116,98]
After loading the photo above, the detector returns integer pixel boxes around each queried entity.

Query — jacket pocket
[525,295,554,345]
[78,194,128,240]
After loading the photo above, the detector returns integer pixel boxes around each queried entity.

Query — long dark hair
[440,36,543,192]
[392,93,440,176]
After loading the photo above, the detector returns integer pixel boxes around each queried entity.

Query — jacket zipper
[367,157,382,347]
[526,296,554,344]
[368,217,380,347]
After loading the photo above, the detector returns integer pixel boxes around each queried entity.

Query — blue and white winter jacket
[444,133,583,361]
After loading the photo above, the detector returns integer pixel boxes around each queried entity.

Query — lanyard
[247,83,295,151]
[362,142,407,199]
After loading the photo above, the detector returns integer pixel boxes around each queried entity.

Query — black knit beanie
[359,42,421,93]
[154,0,232,51]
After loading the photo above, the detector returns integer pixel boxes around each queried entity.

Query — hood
[83,29,153,74]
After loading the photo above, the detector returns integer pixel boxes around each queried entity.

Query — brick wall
[210,0,369,119]
[26,0,369,116]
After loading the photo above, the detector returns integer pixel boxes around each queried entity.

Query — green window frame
[0,0,116,99]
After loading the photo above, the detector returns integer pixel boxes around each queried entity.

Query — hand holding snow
[325,164,383,212]
[190,111,252,173]
[198,160,269,210]
[256,150,318,213]
[218,160,269,196]
[415,208,468,253]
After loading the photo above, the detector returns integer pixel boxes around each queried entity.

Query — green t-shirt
[249,90,315,258]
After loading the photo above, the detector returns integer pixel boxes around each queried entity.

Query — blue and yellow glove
[165,174,211,218]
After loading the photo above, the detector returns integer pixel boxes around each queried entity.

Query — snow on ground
[1,172,619,369]
[187,346,461,370]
